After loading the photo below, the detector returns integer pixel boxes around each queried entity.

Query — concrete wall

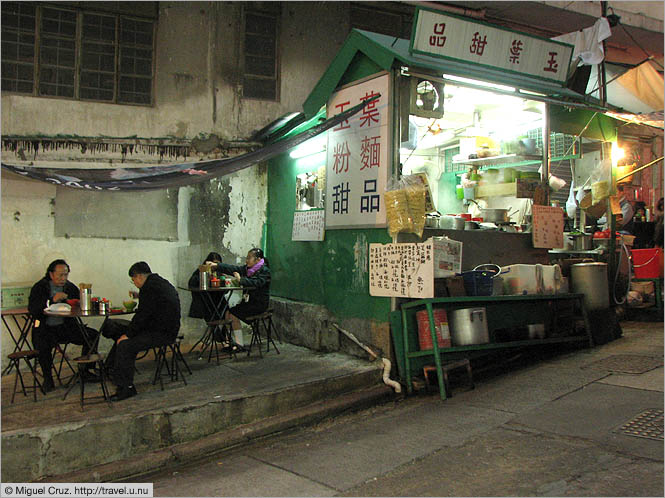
[1,2,353,361]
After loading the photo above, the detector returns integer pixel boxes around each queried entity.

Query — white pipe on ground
[332,323,402,393]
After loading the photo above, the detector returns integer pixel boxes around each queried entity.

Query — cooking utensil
[480,208,511,223]
[449,308,490,346]
[464,221,479,230]
[569,233,592,251]
[452,217,465,230]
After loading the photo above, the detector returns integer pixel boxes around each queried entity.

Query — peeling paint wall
[0,2,351,362]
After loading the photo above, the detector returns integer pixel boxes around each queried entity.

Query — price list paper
[369,240,434,298]
[532,205,564,248]
[292,209,325,241]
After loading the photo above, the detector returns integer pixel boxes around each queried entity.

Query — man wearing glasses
[28,259,92,393]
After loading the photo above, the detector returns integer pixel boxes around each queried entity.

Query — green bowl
[122,300,137,312]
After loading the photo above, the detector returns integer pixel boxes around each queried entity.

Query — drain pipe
[332,323,402,393]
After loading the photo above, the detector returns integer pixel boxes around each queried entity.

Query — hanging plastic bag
[384,175,427,238]
[566,178,577,219]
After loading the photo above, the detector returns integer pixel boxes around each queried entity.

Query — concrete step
[2,343,395,481]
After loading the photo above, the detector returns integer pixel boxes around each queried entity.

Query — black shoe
[42,378,55,394]
[110,385,137,402]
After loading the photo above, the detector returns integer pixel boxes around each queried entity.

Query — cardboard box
[1,282,33,310]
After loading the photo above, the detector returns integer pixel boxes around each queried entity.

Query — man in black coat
[107,261,181,401]
[28,259,92,392]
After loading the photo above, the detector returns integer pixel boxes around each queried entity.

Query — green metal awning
[303,29,590,118]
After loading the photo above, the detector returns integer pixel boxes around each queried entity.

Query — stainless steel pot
[450,308,490,346]
[571,262,609,310]
[452,217,466,230]
[464,221,479,230]
[480,208,510,223]
[570,233,592,251]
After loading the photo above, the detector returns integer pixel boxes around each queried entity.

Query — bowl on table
[66,298,80,307]
[122,300,137,312]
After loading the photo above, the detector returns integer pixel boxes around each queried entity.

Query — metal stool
[259,309,280,354]
[423,359,474,398]
[52,342,75,386]
[153,342,188,390]
[7,350,42,403]
[63,354,111,411]
[202,319,238,364]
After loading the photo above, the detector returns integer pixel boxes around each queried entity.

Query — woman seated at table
[208,247,270,348]
[188,252,227,321]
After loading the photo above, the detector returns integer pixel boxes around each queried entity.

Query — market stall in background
[265,6,663,395]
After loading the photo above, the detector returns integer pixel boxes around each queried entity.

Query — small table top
[43,307,136,318]
[1,307,29,316]
[180,286,246,292]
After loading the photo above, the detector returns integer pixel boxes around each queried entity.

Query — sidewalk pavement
[136,320,663,497]
[2,319,662,492]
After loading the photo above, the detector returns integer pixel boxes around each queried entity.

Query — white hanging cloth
[553,17,612,72]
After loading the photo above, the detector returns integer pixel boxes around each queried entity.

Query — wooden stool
[153,342,188,390]
[63,354,111,411]
[7,350,42,403]
[423,359,474,398]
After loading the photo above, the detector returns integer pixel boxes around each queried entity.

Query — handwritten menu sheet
[369,239,434,298]
[532,205,564,248]
[292,209,325,241]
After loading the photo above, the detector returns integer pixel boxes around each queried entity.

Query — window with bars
[243,9,279,101]
[1,2,154,105]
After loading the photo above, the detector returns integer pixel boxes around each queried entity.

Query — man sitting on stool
[105,261,180,401]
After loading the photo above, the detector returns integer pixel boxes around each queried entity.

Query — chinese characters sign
[410,8,574,85]
[292,209,325,241]
[369,240,434,298]
[326,73,391,229]
[532,205,564,248]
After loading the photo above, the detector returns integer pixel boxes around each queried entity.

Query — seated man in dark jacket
[28,259,93,392]
[107,261,181,401]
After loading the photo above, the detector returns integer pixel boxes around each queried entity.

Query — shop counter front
[390,294,592,400]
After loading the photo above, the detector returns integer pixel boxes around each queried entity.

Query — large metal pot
[480,208,510,223]
[449,308,490,346]
[571,262,609,310]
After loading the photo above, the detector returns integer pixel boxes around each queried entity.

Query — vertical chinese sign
[410,7,573,86]
[326,73,391,229]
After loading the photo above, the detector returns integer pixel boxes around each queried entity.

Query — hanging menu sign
[292,209,325,241]
[410,7,574,85]
[532,205,564,248]
[369,239,434,298]
[326,73,391,229]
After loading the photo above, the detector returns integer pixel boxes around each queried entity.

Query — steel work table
[390,293,593,400]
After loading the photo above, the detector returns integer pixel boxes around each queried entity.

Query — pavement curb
[43,384,396,483]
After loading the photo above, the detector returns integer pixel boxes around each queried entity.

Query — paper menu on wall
[369,239,434,298]
[292,209,325,241]
[532,205,564,248]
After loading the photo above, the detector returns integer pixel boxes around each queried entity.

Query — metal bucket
[571,262,609,310]
[449,308,490,346]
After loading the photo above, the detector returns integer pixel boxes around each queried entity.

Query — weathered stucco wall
[0,166,266,365]
[1,2,351,361]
